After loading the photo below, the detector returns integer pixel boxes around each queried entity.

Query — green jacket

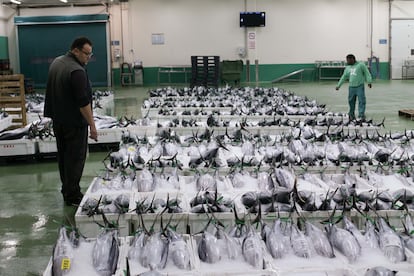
[337,61,372,88]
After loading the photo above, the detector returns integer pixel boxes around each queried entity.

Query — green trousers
[348,84,366,119]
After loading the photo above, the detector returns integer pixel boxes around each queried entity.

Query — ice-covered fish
[198,230,221,264]
[305,221,334,258]
[92,229,119,276]
[140,232,169,270]
[242,226,264,268]
[326,224,361,263]
[377,217,406,263]
[167,229,191,270]
[52,227,74,276]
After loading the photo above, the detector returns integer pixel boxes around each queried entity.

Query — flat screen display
[240,12,266,27]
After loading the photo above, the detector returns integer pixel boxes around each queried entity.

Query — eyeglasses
[80,49,93,57]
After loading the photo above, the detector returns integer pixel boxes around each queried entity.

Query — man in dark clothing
[44,37,98,206]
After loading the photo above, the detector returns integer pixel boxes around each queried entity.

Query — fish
[196,173,217,191]
[217,227,241,260]
[198,230,221,263]
[128,230,146,262]
[140,232,169,270]
[376,217,406,263]
[242,226,264,268]
[364,219,380,249]
[364,266,397,276]
[167,228,191,270]
[52,227,74,276]
[326,224,361,263]
[305,221,335,258]
[290,223,313,258]
[92,229,120,276]
[137,168,155,192]
[343,216,365,246]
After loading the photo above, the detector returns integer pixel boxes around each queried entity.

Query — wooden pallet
[0,74,27,129]
[398,109,414,120]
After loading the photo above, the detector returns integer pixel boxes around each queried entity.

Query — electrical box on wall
[237,47,246,58]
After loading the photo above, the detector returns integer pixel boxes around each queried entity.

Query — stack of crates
[190,56,220,88]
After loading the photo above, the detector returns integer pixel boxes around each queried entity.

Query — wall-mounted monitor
[240,12,266,27]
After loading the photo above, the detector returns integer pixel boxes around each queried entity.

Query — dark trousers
[53,123,88,202]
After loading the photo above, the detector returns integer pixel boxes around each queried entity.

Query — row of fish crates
[156,125,380,137]
[43,231,414,276]
[75,180,413,238]
[0,126,157,158]
[43,234,278,276]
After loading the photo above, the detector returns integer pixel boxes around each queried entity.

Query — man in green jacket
[335,54,372,120]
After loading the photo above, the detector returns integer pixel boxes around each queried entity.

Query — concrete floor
[0,80,413,275]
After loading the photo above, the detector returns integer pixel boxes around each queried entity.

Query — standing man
[44,37,98,206]
[335,54,372,121]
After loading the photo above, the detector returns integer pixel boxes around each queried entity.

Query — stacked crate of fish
[184,171,244,234]
[75,173,135,237]
[128,189,190,234]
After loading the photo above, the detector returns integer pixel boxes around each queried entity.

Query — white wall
[0,0,396,70]
[128,0,390,67]
[0,5,16,36]
[392,0,414,18]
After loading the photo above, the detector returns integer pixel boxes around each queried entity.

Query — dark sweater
[44,52,92,127]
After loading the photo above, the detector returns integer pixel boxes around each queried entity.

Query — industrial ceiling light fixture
[10,0,22,4]
[60,0,68,3]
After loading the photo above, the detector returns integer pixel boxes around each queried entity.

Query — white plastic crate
[0,138,36,156]
[43,236,126,276]
[37,137,57,154]
[75,191,132,237]
[88,128,122,144]
[0,115,12,132]
[85,176,136,195]
[186,191,242,234]
[126,125,157,137]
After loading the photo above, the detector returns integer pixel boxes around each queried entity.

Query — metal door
[391,20,414,79]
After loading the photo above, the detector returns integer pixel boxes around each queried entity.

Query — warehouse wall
[0,0,403,84]
[128,0,388,66]
[127,0,390,83]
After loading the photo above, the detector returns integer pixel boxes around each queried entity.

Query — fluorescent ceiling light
[10,0,22,4]
[60,0,68,3]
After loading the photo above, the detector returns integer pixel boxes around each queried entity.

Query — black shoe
[64,193,84,206]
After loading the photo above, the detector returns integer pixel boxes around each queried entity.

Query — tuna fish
[137,168,155,192]
[305,221,335,258]
[377,217,406,263]
[140,232,169,270]
[242,226,264,268]
[198,230,221,264]
[52,227,74,276]
[364,266,397,276]
[264,219,289,259]
[92,229,120,276]
[167,229,191,270]
[326,224,361,263]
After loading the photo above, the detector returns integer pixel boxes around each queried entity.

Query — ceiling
[1,0,123,8]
